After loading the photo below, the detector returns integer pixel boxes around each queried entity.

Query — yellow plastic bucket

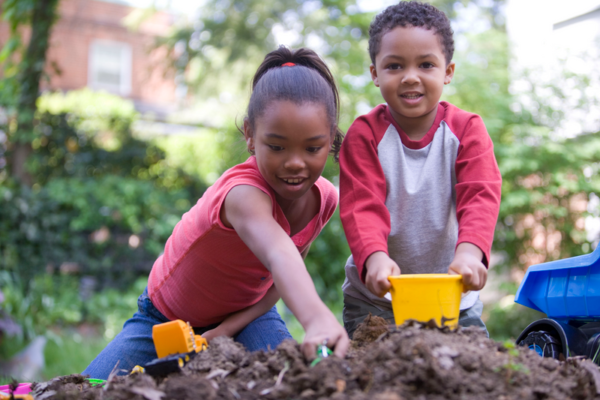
[388,274,463,328]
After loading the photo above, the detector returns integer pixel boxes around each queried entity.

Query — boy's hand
[301,310,350,360]
[448,243,487,291]
[365,251,401,297]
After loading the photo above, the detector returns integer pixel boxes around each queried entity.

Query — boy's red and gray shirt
[339,101,502,310]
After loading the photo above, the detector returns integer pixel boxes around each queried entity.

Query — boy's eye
[268,144,284,151]
[388,63,402,70]
[421,62,434,69]
[307,146,322,153]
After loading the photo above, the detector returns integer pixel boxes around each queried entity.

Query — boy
[339,1,502,338]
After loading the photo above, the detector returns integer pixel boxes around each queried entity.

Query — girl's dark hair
[246,46,344,162]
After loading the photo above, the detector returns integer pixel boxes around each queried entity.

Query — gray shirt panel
[343,121,479,310]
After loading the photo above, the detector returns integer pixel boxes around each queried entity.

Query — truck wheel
[518,330,563,359]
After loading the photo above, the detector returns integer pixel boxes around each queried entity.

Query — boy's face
[370,26,455,137]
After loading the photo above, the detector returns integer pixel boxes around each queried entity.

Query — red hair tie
[282,62,295,67]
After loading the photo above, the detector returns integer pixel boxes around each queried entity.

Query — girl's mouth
[281,178,305,185]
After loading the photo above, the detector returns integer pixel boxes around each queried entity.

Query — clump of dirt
[30,318,600,400]
[351,314,390,349]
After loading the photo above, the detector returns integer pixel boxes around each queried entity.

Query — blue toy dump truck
[515,244,600,364]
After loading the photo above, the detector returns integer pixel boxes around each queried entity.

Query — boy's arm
[202,284,280,342]
[223,185,349,358]
[453,115,502,289]
[339,114,392,282]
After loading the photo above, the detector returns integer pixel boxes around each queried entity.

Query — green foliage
[0,274,144,382]
[0,271,145,342]
[304,209,349,304]
[497,340,530,376]
[38,89,138,141]
[41,333,110,382]
[0,90,206,295]
[440,13,600,271]
[0,0,42,108]
[485,300,546,341]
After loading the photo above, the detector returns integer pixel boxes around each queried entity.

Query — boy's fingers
[459,265,472,284]
[378,275,392,297]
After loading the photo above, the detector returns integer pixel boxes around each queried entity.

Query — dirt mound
[30,319,600,400]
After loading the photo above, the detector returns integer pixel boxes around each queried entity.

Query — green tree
[158,0,507,304]
[162,0,600,303]
[1,0,61,184]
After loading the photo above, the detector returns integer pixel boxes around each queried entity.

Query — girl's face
[245,100,332,206]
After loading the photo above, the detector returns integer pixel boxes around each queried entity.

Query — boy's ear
[243,119,255,151]
[444,62,456,85]
[369,64,380,87]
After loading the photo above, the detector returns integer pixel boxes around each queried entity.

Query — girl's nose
[284,153,305,170]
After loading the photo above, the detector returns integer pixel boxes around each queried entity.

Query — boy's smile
[370,26,455,140]
[245,101,331,210]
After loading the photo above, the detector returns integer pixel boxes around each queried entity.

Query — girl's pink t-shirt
[148,156,338,327]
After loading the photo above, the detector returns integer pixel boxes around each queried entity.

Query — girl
[84,47,350,379]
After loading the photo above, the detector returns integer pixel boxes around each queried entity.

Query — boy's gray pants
[343,293,488,339]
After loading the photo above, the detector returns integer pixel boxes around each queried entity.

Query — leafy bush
[0,176,193,288]
[304,208,350,305]
[484,296,546,341]
[0,90,207,294]
[0,271,146,341]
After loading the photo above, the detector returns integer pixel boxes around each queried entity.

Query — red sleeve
[454,114,502,267]
[339,106,391,280]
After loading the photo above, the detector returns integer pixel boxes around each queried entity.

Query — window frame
[88,39,132,96]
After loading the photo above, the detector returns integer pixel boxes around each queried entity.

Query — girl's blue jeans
[83,287,292,379]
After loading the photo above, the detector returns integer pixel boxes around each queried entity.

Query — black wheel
[518,330,563,359]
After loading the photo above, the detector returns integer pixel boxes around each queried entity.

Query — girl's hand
[201,328,219,343]
[365,251,401,297]
[448,242,487,291]
[223,185,349,358]
[200,285,281,343]
[301,309,350,359]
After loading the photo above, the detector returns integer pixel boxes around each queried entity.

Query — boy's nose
[401,68,420,85]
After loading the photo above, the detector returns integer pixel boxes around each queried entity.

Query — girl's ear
[243,119,255,151]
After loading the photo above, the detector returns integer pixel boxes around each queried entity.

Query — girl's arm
[203,244,312,342]
[222,185,349,358]
[202,284,280,342]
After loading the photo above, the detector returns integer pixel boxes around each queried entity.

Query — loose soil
[31,316,600,399]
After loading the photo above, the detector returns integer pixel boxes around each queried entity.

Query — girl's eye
[268,145,284,151]
[307,146,322,153]
[421,62,434,69]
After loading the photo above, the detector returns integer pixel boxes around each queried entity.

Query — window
[88,40,132,95]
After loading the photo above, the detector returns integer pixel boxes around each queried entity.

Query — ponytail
[246,46,344,162]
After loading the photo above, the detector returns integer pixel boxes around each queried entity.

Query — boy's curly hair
[368,1,454,65]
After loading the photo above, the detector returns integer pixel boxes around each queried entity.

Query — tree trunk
[10,0,60,185]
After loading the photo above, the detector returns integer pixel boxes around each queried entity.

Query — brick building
[1,0,179,117]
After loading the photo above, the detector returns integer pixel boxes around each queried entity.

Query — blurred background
[0,0,599,382]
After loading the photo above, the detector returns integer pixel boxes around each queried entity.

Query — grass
[43,330,110,381]
[0,329,110,385]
